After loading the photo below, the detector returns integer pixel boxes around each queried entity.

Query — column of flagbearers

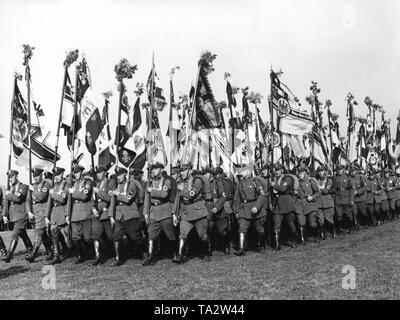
[1,161,400,266]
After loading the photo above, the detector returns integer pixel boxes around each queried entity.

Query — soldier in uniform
[174,163,210,264]
[381,169,394,222]
[142,162,178,266]
[45,167,70,264]
[2,170,33,263]
[316,165,335,238]
[109,167,141,266]
[91,165,115,265]
[296,167,321,243]
[255,164,272,248]
[332,164,354,234]
[68,165,93,263]
[350,165,367,229]
[393,166,400,219]
[233,164,266,256]
[366,170,380,226]
[202,167,228,255]
[0,187,7,256]
[130,168,147,255]
[215,167,235,254]
[25,168,53,263]
[270,164,297,251]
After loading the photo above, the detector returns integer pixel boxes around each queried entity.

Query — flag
[147,67,167,111]
[146,106,167,165]
[226,80,241,129]
[12,79,60,170]
[97,98,116,170]
[192,66,223,130]
[357,123,368,168]
[33,101,44,117]
[130,96,146,169]
[76,58,103,155]
[166,78,181,166]
[270,70,313,136]
[347,100,358,163]
[61,70,75,134]
[313,126,328,165]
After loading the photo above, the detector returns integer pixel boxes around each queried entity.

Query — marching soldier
[174,163,210,264]
[233,164,266,256]
[142,162,178,266]
[381,169,395,222]
[0,187,7,256]
[109,167,141,267]
[375,170,389,224]
[91,165,115,265]
[25,168,53,263]
[316,165,336,238]
[296,167,321,243]
[351,165,368,229]
[203,167,228,255]
[332,164,354,234]
[2,170,33,263]
[366,170,380,226]
[68,165,93,263]
[46,167,70,264]
[255,164,272,248]
[270,164,297,251]
[130,168,147,254]
[215,167,235,254]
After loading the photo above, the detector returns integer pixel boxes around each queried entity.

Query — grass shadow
[0,265,30,280]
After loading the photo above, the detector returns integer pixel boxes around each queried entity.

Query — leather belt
[243,199,256,204]
[151,200,168,207]
[74,200,88,204]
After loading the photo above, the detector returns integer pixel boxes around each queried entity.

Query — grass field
[1,220,400,300]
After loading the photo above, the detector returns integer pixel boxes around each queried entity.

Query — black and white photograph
[0,0,400,305]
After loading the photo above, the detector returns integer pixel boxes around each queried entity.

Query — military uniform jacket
[46,179,70,227]
[382,176,399,200]
[352,174,367,203]
[110,181,139,221]
[26,180,52,229]
[143,176,172,222]
[93,178,114,220]
[271,175,295,215]
[297,178,321,215]
[220,177,235,215]
[332,174,354,205]
[366,178,382,204]
[255,176,271,209]
[316,177,335,209]
[178,176,209,222]
[6,181,28,223]
[233,177,266,219]
[203,178,227,219]
[71,177,93,222]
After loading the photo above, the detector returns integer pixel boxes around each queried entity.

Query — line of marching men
[0,160,399,266]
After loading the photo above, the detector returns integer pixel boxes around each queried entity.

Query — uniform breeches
[208,217,229,237]
[335,204,353,222]
[238,217,265,236]
[71,219,92,241]
[148,218,176,241]
[10,219,29,241]
[112,218,141,242]
[92,218,113,241]
[273,212,296,233]
[179,218,208,241]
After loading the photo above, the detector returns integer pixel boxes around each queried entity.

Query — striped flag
[97,97,116,170]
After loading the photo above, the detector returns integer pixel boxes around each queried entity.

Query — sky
[0,0,400,186]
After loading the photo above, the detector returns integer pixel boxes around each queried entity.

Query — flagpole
[115,80,124,171]
[169,74,173,173]
[23,45,34,187]
[147,52,155,181]
[53,67,67,174]
[327,103,334,171]
[5,73,20,220]
[269,69,275,168]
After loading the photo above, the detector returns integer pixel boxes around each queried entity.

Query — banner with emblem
[270,70,313,136]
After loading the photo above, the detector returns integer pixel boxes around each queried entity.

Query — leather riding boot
[299,226,306,245]
[0,236,7,257]
[112,241,123,267]
[234,232,246,256]
[25,243,40,263]
[4,240,18,263]
[354,217,360,231]
[142,240,157,266]
[173,238,186,264]
[223,235,230,255]
[202,238,211,262]
[48,236,60,265]
[256,234,266,253]
[290,232,297,249]
[43,236,53,260]
[274,231,281,251]
[73,240,84,264]
[20,231,33,258]
[169,240,179,262]
[92,240,102,266]
[320,225,326,240]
